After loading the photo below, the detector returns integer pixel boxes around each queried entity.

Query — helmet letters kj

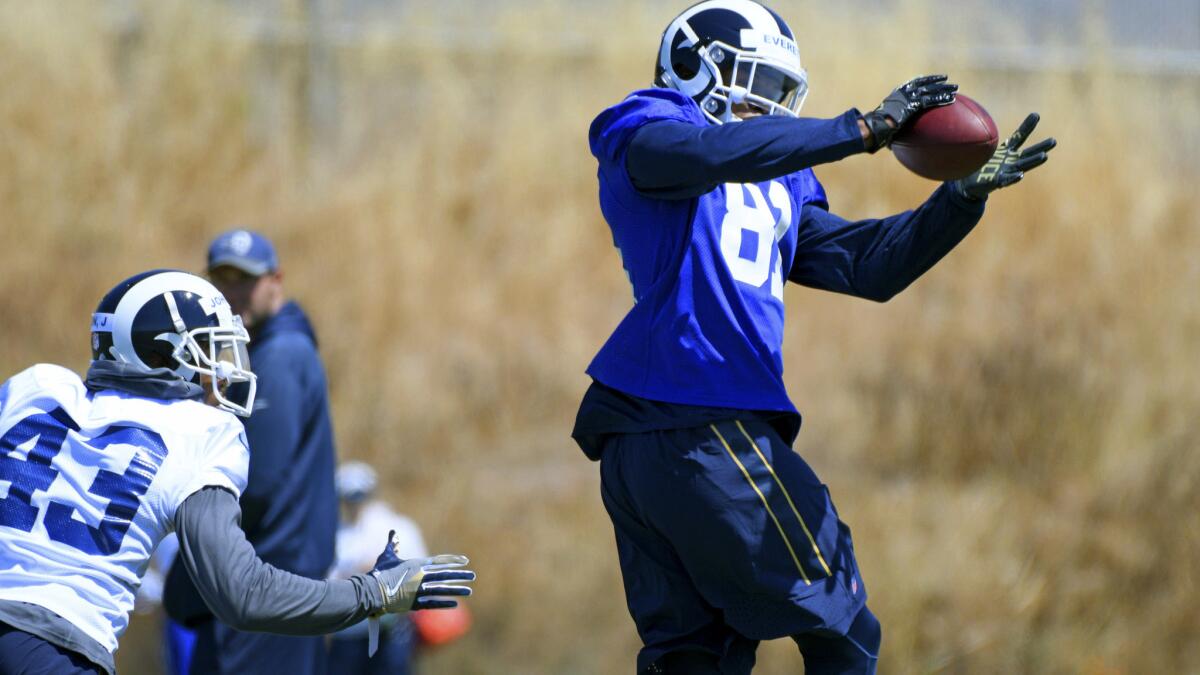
[91,270,257,417]
[654,0,808,124]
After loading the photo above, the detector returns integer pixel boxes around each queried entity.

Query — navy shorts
[0,623,102,675]
[599,418,874,673]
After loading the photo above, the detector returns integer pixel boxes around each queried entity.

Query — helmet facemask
[697,39,808,124]
[162,291,257,417]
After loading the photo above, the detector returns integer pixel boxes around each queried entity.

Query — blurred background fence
[1,1,1198,673]
[101,0,1200,172]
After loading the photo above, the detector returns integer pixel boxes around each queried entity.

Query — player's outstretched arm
[789,182,986,302]
[620,75,956,199]
[788,113,1056,302]
[955,113,1057,200]
[173,487,475,635]
[625,113,866,199]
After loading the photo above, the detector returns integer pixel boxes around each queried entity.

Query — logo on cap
[229,231,254,256]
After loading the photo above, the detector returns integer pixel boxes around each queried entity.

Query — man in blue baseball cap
[165,228,340,675]
[205,229,284,333]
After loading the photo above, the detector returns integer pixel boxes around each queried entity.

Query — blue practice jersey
[588,89,829,414]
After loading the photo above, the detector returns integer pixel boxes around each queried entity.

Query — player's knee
[792,607,881,674]
[641,649,723,675]
[846,606,881,659]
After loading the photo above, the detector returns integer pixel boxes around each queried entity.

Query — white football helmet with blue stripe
[91,270,256,417]
[654,0,809,124]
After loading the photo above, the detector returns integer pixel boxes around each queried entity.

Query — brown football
[891,94,1000,181]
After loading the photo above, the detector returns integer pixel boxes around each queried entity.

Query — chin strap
[161,291,189,333]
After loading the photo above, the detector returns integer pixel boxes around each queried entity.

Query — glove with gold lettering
[955,113,1057,200]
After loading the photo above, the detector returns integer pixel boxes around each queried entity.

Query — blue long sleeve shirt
[574,88,985,455]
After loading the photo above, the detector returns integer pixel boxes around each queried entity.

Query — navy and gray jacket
[238,301,338,577]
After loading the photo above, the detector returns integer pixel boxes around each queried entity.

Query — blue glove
[369,530,475,613]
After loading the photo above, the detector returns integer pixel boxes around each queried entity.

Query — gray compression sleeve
[173,486,385,634]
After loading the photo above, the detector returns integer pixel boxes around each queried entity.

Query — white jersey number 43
[0,407,166,556]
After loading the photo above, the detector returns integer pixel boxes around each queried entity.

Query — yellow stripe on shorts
[709,423,811,585]
[735,420,832,578]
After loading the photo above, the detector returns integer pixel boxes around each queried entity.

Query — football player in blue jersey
[0,270,474,675]
[571,1,1056,673]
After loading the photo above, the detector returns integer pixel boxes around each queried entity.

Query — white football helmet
[91,269,257,417]
[654,0,809,124]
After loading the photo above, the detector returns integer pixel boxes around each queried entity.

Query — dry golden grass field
[1,1,1198,673]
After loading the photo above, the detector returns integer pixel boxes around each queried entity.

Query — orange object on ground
[411,605,471,646]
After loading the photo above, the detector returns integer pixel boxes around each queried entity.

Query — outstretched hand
[369,530,475,613]
[863,74,958,152]
[956,113,1057,200]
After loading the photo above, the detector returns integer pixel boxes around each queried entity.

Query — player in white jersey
[0,270,475,675]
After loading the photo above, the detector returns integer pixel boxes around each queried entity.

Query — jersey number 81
[720,181,790,301]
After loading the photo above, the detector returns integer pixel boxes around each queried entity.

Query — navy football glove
[368,530,475,613]
[862,74,958,152]
[955,113,1057,201]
